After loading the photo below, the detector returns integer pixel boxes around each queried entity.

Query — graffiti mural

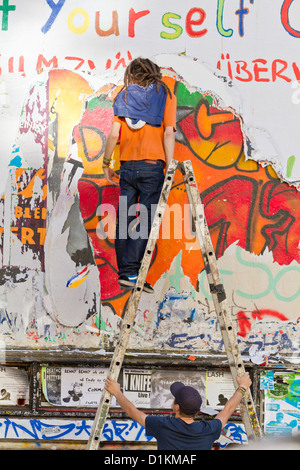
[0,53,299,359]
[60,59,300,357]
[0,416,245,448]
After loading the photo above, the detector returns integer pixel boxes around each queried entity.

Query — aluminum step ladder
[86,159,262,450]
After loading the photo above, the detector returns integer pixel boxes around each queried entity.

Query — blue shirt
[113,84,167,127]
[145,416,222,450]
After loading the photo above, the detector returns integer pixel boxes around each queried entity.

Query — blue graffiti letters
[41,0,66,34]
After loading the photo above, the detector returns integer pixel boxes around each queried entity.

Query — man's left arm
[164,125,175,170]
[163,94,177,170]
[105,377,147,427]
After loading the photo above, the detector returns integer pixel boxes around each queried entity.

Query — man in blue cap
[105,372,252,450]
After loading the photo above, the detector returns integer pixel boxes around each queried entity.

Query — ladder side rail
[87,295,141,450]
[180,161,225,292]
[181,161,262,439]
[86,159,178,450]
[210,290,262,439]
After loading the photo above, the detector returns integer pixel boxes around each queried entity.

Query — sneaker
[118,274,137,289]
[141,281,154,294]
[118,275,154,294]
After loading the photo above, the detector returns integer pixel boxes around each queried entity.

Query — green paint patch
[286,155,296,178]
[176,81,212,108]
[87,95,112,111]
[169,251,184,293]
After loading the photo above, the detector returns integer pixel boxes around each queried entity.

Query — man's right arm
[102,121,121,185]
[215,372,252,427]
[163,93,177,170]
[105,377,147,428]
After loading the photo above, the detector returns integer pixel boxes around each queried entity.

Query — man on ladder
[102,56,177,294]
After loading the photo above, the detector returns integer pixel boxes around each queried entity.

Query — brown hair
[119,57,172,103]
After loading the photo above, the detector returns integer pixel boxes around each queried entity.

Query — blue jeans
[115,160,164,276]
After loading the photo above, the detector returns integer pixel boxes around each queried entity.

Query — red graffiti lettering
[185,7,207,38]
[281,0,300,38]
[237,309,289,337]
[128,8,150,38]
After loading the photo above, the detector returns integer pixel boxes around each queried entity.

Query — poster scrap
[41,366,117,407]
[206,371,235,410]
[123,368,152,408]
[149,369,206,409]
[0,366,30,406]
[42,366,238,413]
[263,371,300,437]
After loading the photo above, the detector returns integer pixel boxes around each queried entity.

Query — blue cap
[170,381,202,415]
